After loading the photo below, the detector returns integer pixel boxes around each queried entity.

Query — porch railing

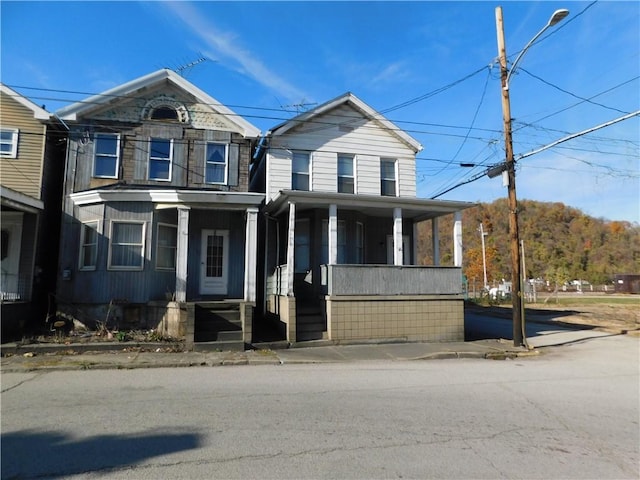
[321,264,463,296]
[266,265,289,296]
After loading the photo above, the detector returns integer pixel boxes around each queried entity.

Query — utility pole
[479,223,489,290]
[495,6,524,347]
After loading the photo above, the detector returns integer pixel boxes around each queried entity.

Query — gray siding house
[250,93,473,343]
[56,69,264,349]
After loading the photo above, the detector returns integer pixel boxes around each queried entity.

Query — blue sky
[2,1,638,222]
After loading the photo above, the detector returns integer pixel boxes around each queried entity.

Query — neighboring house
[55,69,264,349]
[250,92,473,343]
[0,84,66,340]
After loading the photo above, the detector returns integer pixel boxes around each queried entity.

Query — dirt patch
[475,298,640,334]
[526,302,639,333]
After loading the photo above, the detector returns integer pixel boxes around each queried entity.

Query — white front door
[200,230,229,295]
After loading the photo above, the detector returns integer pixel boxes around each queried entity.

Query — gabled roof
[55,69,260,138]
[0,83,51,120]
[268,92,423,152]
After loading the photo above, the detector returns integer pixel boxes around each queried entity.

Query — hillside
[417,199,640,286]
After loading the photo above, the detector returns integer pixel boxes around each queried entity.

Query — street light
[494,6,569,347]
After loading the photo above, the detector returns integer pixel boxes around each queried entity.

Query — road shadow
[464,303,599,342]
[1,428,202,479]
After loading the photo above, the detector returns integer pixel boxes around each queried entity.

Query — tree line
[417,199,640,286]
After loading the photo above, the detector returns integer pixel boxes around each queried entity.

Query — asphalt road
[2,335,638,479]
[464,310,612,347]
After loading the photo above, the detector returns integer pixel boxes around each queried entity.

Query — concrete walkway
[0,338,536,373]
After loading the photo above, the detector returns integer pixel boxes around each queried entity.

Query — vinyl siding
[0,92,46,199]
[269,104,418,198]
[356,155,381,195]
[267,148,292,201]
[312,151,337,192]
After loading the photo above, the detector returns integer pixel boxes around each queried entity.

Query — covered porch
[260,190,473,343]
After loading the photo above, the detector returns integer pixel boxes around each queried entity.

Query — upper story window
[79,221,100,270]
[205,143,228,184]
[142,97,189,123]
[150,106,178,121]
[338,154,354,194]
[0,128,19,158]
[109,221,145,270]
[380,158,397,196]
[148,138,173,181]
[292,151,310,191]
[94,133,120,178]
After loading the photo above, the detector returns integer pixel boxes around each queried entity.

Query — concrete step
[192,340,245,352]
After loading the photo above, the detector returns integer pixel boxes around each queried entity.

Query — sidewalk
[0,339,534,373]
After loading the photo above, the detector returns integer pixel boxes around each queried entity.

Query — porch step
[193,340,246,352]
[296,313,326,341]
[194,303,242,343]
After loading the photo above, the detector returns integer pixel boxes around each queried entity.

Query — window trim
[155,222,178,271]
[78,220,100,271]
[93,133,120,179]
[148,137,173,182]
[0,128,19,158]
[204,142,229,185]
[108,220,146,271]
[292,150,311,191]
[380,158,398,197]
[337,154,355,194]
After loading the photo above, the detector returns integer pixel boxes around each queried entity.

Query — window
[356,222,364,264]
[156,224,177,270]
[79,221,99,270]
[94,133,120,178]
[381,158,397,196]
[205,143,228,184]
[292,151,310,191]
[109,221,145,270]
[0,128,18,158]
[148,138,173,181]
[338,154,354,193]
[150,106,178,121]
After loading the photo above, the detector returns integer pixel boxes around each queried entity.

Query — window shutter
[228,143,239,186]
[133,136,146,181]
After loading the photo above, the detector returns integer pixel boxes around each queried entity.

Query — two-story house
[55,69,264,349]
[250,93,473,343]
[0,84,66,340]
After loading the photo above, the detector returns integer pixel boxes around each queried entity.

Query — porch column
[412,221,419,265]
[244,207,259,302]
[286,202,296,296]
[393,207,403,266]
[453,211,463,267]
[432,217,440,266]
[175,207,190,302]
[328,204,338,264]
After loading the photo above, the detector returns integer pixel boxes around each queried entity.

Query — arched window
[150,106,179,121]
[142,97,189,123]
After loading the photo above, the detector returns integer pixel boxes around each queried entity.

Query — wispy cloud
[368,61,412,90]
[163,2,306,102]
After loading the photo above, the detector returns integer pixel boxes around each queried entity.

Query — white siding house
[250,92,473,344]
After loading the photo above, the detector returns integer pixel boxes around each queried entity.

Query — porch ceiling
[265,190,475,221]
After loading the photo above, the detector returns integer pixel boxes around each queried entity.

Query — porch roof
[70,188,264,210]
[265,190,475,221]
